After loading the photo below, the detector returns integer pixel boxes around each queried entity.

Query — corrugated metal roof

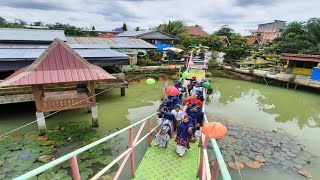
[69,44,110,49]
[76,49,128,58]
[116,30,154,37]
[0,43,110,49]
[104,38,156,49]
[66,37,156,49]
[138,31,178,40]
[0,43,49,49]
[0,48,128,59]
[0,49,43,59]
[116,30,178,40]
[0,28,66,42]
[0,39,116,87]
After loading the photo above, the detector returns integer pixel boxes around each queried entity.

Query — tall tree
[224,34,250,63]
[0,17,6,27]
[215,25,234,39]
[122,23,127,31]
[47,23,92,36]
[273,18,320,54]
[33,22,44,26]
[178,33,224,51]
[161,20,186,37]
[92,26,95,30]
[305,18,320,43]
[0,17,26,28]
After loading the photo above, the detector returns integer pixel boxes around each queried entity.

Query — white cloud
[0,0,319,35]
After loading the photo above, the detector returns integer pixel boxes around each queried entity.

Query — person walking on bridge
[171,104,183,131]
[175,116,193,157]
[155,117,172,148]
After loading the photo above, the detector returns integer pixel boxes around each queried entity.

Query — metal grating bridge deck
[135,139,200,180]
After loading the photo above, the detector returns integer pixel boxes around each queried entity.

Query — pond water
[208,77,320,180]
[0,78,319,179]
[0,81,164,135]
[0,81,164,179]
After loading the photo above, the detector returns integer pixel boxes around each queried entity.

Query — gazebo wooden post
[32,85,47,135]
[120,87,125,96]
[90,82,99,127]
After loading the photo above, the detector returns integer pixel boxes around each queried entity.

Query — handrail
[14,112,157,180]
[204,115,232,180]
[202,87,232,180]
[190,56,230,180]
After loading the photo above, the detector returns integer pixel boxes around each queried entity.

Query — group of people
[154,77,205,157]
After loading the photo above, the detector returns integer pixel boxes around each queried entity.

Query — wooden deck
[0,80,127,104]
[224,66,320,89]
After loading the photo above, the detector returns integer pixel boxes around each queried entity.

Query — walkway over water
[14,57,231,180]
[134,66,222,180]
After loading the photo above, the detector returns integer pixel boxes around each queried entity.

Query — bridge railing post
[212,160,220,180]
[70,156,80,180]
[129,128,136,178]
[197,149,203,177]
[147,118,152,147]
[202,136,209,180]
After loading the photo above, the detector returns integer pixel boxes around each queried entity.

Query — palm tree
[161,20,186,36]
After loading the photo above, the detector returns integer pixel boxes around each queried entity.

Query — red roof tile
[185,26,208,36]
[247,37,258,45]
[0,39,116,87]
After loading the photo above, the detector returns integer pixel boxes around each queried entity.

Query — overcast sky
[0,0,319,35]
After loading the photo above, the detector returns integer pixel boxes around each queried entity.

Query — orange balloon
[169,65,175,70]
[202,122,227,139]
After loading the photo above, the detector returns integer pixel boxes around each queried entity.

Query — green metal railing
[14,113,157,180]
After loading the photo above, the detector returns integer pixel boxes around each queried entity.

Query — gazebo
[0,39,119,135]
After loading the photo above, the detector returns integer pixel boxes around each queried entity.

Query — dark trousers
[173,119,182,132]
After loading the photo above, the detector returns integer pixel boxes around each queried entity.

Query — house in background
[250,20,286,45]
[116,30,178,51]
[158,24,208,37]
[185,25,208,36]
[112,28,124,35]
[247,37,259,45]
[280,53,320,76]
[212,51,226,64]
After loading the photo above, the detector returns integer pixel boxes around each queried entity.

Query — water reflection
[208,78,320,179]
[210,78,320,129]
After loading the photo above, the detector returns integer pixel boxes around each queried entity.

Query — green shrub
[206,72,213,77]
[137,58,161,66]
